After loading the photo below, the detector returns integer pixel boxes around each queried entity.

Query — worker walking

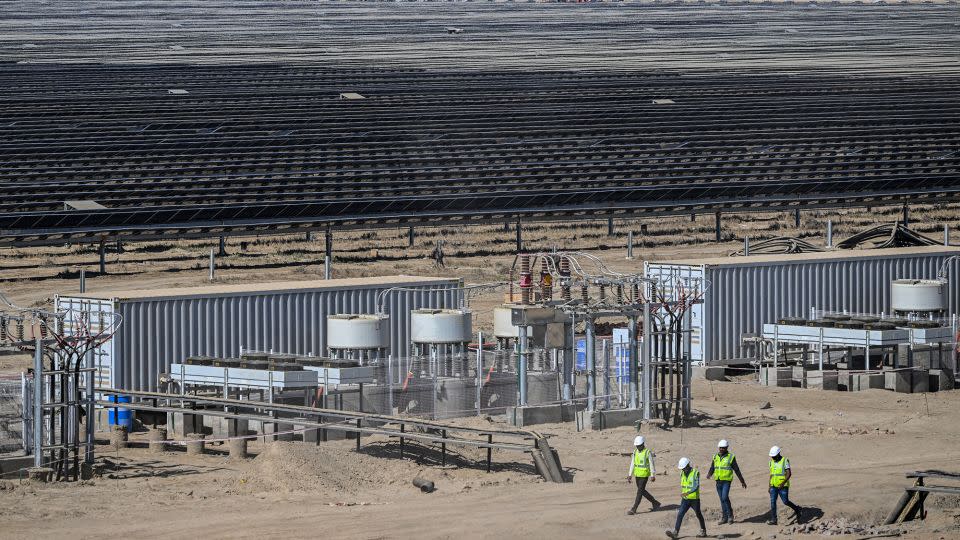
[706,439,747,525]
[665,458,707,539]
[626,436,661,514]
[767,446,804,525]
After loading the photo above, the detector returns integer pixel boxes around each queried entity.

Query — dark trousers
[716,480,733,520]
[769,486,801,521]
[630,476,660,512]
[674,498,706,532]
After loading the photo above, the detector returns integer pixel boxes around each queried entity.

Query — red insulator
[519,272,533,288]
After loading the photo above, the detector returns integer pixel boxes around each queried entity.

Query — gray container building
[56,276,463,392]
[645,246,960,365]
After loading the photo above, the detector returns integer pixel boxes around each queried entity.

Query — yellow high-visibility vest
[713,453,735,482]
[632,448,652,478]
[681,468,700,500]
[769,458,790,488]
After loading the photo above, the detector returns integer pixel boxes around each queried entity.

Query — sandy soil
[1,377,959,539]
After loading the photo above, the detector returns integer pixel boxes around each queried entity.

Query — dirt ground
[1,377,959,539]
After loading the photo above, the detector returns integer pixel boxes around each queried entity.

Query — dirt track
[1,377,959,539]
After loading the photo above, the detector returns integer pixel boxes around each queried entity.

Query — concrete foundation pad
[849,373,884,392]
[693,366,727,381]
[929,369,955,391]
[507,404,578,427]
[804,370,839,391]
[884,370,930,393]
[579,408,642,431]
[0,456,34,479]
[760,367,792,387]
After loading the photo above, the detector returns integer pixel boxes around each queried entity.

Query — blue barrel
[107,395,135,431]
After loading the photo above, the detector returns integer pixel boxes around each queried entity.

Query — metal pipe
[826,219,833,247]
[218,236,226,256]
[795,208,801,228]
[324,255,331,280]
[515,218,522,252]
[626,231,634,259]
[714,212,721,242]
[33,335,42,467]
[209,248,215,281]
[585,316,596,412]
[518,325,528,406]
[85,349,95,465]
[628,314,639,409]
[79,269,86,293]
[98,239,106,274]
[744,236,750,256]
[602,338,611,409]
[641,303,651,421]
[945,224,950,246]
[607,217,614,237]
[476,331,483,416]
[325,228,333,279]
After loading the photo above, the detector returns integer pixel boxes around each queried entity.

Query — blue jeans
[674,498,706,532]
[769,486,801,522]
[716,480,733,520]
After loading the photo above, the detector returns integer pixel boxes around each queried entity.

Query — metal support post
[408,226,415,247]
[945,224,950,246]
[218,236,227,256]
[515,218,522,252]
[209,248,215,281]
[33,335,43,467]
[476,332,483,415]
[794,208,801,228]
[714,212,721,242]
[518,326,528,406]
[826,220,833,248]
[607,217,614,237]
[626,231,634,259]
[744,237,750,256]
[325,229,333,279]
[628,314,639,409]
[85,349,95,465]
[387,354,394,415]
[585,316,596,412]
[116,239,123,254]
[562,322,573,401]
[690,213,696,222]
[79,269,86,293]
[682,307,692,417]
[98,239,106,274]
[602,339,611,409]
[641,304,652,421]
[902,205,909,227]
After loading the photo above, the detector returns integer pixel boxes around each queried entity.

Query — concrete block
[848,373,884,392]
[693,366,726,381]
[760,367,792,387]
[507,403,578,427]
[929,369,955,391]
[804,370,838,391]
[167,412,204,437]
[581,408,642,431]
[885,370,929,393]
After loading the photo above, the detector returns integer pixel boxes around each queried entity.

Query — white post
[826,220,833,248]
[476,332,483,416]
[209,249,215,281]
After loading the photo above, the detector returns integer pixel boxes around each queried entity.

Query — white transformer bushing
[326,314,390,349]
[411,309,472,344]
[493,306,532,338]
[891,279,946,313]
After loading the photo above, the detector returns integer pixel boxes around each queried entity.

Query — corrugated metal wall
[64,280,461,392]
[651,252,960,365]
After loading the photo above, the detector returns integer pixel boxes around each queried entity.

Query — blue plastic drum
[107,395,135,431]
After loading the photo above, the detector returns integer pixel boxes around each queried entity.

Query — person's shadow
[741,505,824,525]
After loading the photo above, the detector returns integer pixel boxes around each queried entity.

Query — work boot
[793,507,804,523]
[652,501,662,511]
[716,517,728,525]
[626,509,636,515]
[765,519,778,526]
[665,530,679,539]
[697,529,708,538]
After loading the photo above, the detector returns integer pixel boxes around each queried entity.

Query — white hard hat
[769,446,781,457]
[718,439,729,448]
[633,436,645,446]
[677,457,690,470]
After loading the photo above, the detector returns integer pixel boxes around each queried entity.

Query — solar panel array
[1,2,958,246]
